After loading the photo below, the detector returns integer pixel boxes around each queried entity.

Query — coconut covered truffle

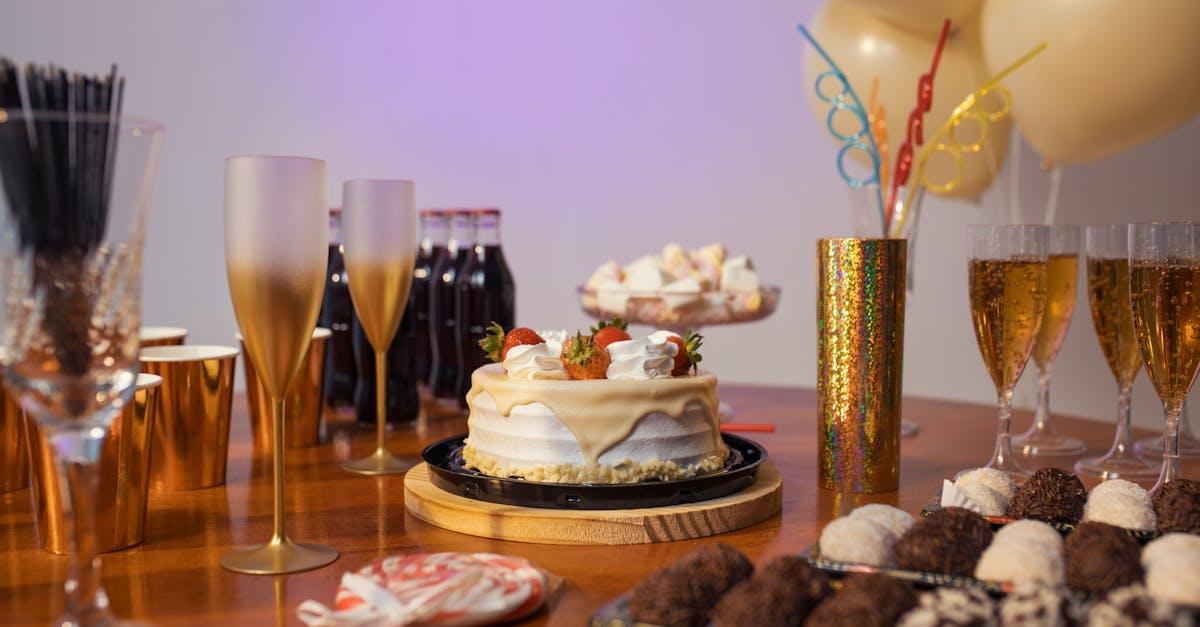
[850,503,916,538]
[975,539,1064,585]
[818,516,896,567]
[1142,534,1200,608]
[1086,584,1194,627]
[1064,521,1143,595]
[941,479,1008,517]
[1008,467,1086,524]
[893,507,993,576]
[628,543,753,627]
[998,583,1085,627]
[805,573,917,627]
[1083,479,1156,532]
[1152,478,1200,534]
[956,467,1016,502]
[991,519,1064,554]
[895,587,997,627]
[710,556,831,627]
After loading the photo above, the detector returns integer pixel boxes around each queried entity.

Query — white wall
[2,0,1197,429]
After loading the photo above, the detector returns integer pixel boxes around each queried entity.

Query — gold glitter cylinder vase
[817,238,906,493]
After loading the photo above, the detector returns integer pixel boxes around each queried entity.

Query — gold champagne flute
[1129,222,1200,492]
[1016,225,1087,457]
[964,224,1049,479]
[220,156,338,574]
[341,179,419,475]
[1075,225,1156,480]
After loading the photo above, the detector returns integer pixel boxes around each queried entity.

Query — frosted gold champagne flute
[220,156,338,574]
[964,225,1049,479]
[1129,222,1200,492]
[341,179,418,475]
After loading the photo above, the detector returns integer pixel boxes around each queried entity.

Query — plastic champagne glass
[964,225,1049,479]
[220,156,338,574]
[340,179,419,475]
[0,113,163,625]
[1128,222,1200,493]
[1074,225,1157,481]
[1016,225,1087,457]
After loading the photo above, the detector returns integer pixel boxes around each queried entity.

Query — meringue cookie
[623,255,673,292]
[605,331,678,380]
[719,255,760,292]
[595,279,630,315]
[586,260,622,289]
[661,277,704,311]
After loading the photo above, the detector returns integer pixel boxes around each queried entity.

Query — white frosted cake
[462,323,727,484]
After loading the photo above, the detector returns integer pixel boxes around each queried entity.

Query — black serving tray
[420,433,767,510]
[921,492,1159,543]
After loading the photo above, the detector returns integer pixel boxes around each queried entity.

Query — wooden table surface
[0,385,1189,626]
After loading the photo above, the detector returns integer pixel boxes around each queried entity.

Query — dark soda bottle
[352,302,420,426]
[318,208,356,408]
[429,209,473,401]
[413,209,448,387]
[455,208,516,404]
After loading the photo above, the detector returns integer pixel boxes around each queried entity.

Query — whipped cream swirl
[606,330,679,380]
[501,329,569,380]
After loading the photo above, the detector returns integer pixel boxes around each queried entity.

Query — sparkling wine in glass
[1129,222,1200,492]
[1074,225,1157,481]
[965,225,1049,479]
[1016,225,1086,458]
[0,112,163,625]
[220,156,338,574]
[340,179,419,475]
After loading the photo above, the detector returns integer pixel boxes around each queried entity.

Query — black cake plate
[420,432,767,510]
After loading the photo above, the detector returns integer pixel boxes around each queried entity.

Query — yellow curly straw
[889,43,1048,237]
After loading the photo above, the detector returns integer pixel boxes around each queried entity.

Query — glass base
[1014,430,1087,457]
[901,420,919,438]
[220,539,338,575]
[1135,433,1200,459]
[1075,453,1159,483]
[342,450,420,475]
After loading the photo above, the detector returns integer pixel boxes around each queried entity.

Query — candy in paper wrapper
[940,479,1006,517]
[297,553,555,627]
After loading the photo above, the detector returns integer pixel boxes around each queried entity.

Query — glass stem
[991,388,1016,468]
[375,349,387,455]
[1108,384,1136,459]
[1032,366,1053,434]
[1156,408,1182,491]
[271,397,288,544]
[51,428,111,624]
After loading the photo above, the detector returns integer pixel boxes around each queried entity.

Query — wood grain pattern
[403,462,782,545]
[0,385,1193,626]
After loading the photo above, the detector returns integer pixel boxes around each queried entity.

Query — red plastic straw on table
[720,423,776,433]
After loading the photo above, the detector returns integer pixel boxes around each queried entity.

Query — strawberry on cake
[461,319,726,484]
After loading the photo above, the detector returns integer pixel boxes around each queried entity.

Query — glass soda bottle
[429,209,473,401]
[352,293,420,427]
[318,207,356,408]
[413,209,447,387]
[455,208,516,405]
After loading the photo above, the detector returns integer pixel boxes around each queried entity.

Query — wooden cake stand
[403,462,782,545]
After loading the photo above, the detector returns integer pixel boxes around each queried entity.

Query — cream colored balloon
[805,0,1010,199]
[982,0,1200,164]
[844,0,983,36]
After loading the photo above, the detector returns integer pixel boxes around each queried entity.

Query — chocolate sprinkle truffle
[896,587,997,627]
[1152,478,1200,534]
[711,556,832,627]
[894,507,993,576]
[998,582,1085,627]
[1007,467,1087,524]
[1064,521,1143,595]
[628,544,753,627]
[805,573,917,627]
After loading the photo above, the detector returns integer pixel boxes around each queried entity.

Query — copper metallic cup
[817,238,906,494]
[139,326,188,348]
[243,327,330,452]
[140,345,238,490]
[27,374,163,554]
[0,384,28,493]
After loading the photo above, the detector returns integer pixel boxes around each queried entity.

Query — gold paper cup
[27,373,163,554]
[140,345,238,490]
[243,327,330,452]
[817,238,906,493]
[139,326,188,348]
[0,384,28,493]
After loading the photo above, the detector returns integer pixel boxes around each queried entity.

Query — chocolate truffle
[894,507,993,576]
[895,587,997,627]
[998,583,1085,627]
[1064,521,1143,595]
[1007,467,1086,524]
[805,573,916,627]
[1152,478,1200,534]
[1086,584,1193,627]
[711,556,832,627]
[628,543,753,627]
